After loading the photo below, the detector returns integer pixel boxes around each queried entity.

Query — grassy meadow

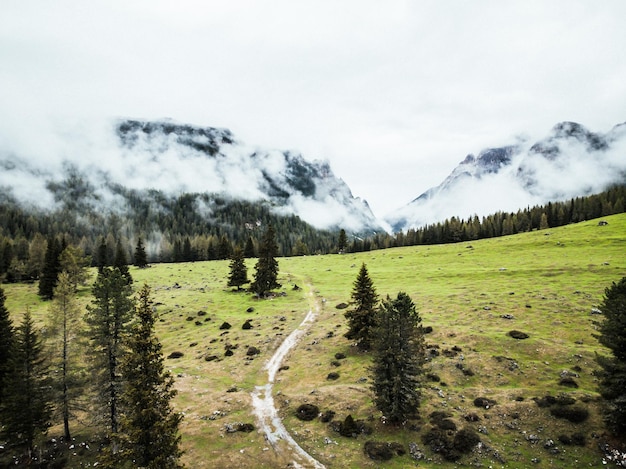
[3,213,626,468]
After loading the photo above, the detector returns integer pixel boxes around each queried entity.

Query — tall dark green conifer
[134,237,148,268]
[114,241,133,285]
[244,236,256,258]
[250,224,280,297]
[84,267,134,435]
[371,292,425,425]
[595,276,626,435]
[38,237,61,300]
[0,287,14,405]
[227,247,249,291]
[107,284,183,468]
[338,229,347,253]
[0,311,52,457]
[344,263,378,350]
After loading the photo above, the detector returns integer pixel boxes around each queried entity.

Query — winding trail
[251,290,326,469]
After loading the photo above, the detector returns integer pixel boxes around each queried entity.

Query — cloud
[1,1,625,218]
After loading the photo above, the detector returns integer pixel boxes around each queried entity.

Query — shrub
[339,415,358,437]
[550,405,589,423]
[363,441,404,461]
[453,428,481,453]
[327,372,340,380]
[167,351,184,359]
[295,404,319,421]
[508,330,529,339]
[319,410,335,423]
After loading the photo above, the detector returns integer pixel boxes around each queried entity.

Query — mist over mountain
[0,119,383,234]
[386,121,626,232]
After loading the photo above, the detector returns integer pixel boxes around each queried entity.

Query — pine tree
[344,263,379,350]
[0,287,14,405]
[84,267,134,435]
[250,224,280,297]
[243,236,256,258]
[38,237,61,300]
[370,292,425,425]
[227,247,249,291]
[107,284,183,468]
[48,272,81,440]
[114,241,133,284]
[59,245,90,291]
[134,237,148,268]
[0,311,52,457]
[338,229,347,253]
[595,276,626,435]
[95,237,109,273]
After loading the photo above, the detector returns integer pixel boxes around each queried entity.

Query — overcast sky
[1,1,625,217]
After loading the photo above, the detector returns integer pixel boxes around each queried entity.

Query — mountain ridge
[386,120,626,232]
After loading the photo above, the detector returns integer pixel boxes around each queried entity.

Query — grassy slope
[4,213,625,468]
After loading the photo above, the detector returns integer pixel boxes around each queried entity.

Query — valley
[3,213,625,467]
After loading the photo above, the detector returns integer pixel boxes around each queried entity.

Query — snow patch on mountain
[0,118,384,233]
[386,121,626,232]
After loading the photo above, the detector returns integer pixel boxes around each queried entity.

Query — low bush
[550,405,589,423]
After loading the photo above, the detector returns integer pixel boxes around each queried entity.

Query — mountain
[386,121,626,232]
[0,119,383,235]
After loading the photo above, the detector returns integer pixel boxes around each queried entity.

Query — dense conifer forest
[0,184,625,283]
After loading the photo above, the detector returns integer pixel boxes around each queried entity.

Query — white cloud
[1,0,625,218]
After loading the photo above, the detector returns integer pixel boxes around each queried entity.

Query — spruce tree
[370,292,425,425]
[595,276,626,435]
[108,284,183,468]
[48,272,81,440]
[38,237,61,300]
[344,263,378,350]
[114,241,133,284]
[84,267,134,435]
[0,287,14,405]
[0,311,52,457]
[227,247,249,291]
[243,236,256,258]
[250,224,280,297]
[134,237,148,268]
[338,229,347,253]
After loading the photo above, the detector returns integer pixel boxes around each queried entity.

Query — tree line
[1,185,625,284]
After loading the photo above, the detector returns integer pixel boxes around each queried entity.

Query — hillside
[3,213,626,468]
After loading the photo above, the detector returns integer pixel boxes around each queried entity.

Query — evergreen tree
[0,311,52,457]
[0,287,14,405]
[84,268,134,435]
[250,224,280,297]
[107,284,183,468]
[370,292,425,425]
[38,237,61,300]
[243,236,256,258]
[59,245,90,291]
[48,272,81,440]
[114,241,133,284]
[338,229,347,253]
[95,237,109,273]
[227,247,249,291]
[134,236,148,268]
[595,276,626,435]
[344,263,379,350]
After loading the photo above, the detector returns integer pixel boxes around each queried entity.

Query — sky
[1,0,625,218]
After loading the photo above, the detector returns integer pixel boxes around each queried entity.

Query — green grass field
[3,213,625,468]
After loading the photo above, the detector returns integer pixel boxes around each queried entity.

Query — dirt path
[251,290,326,469]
